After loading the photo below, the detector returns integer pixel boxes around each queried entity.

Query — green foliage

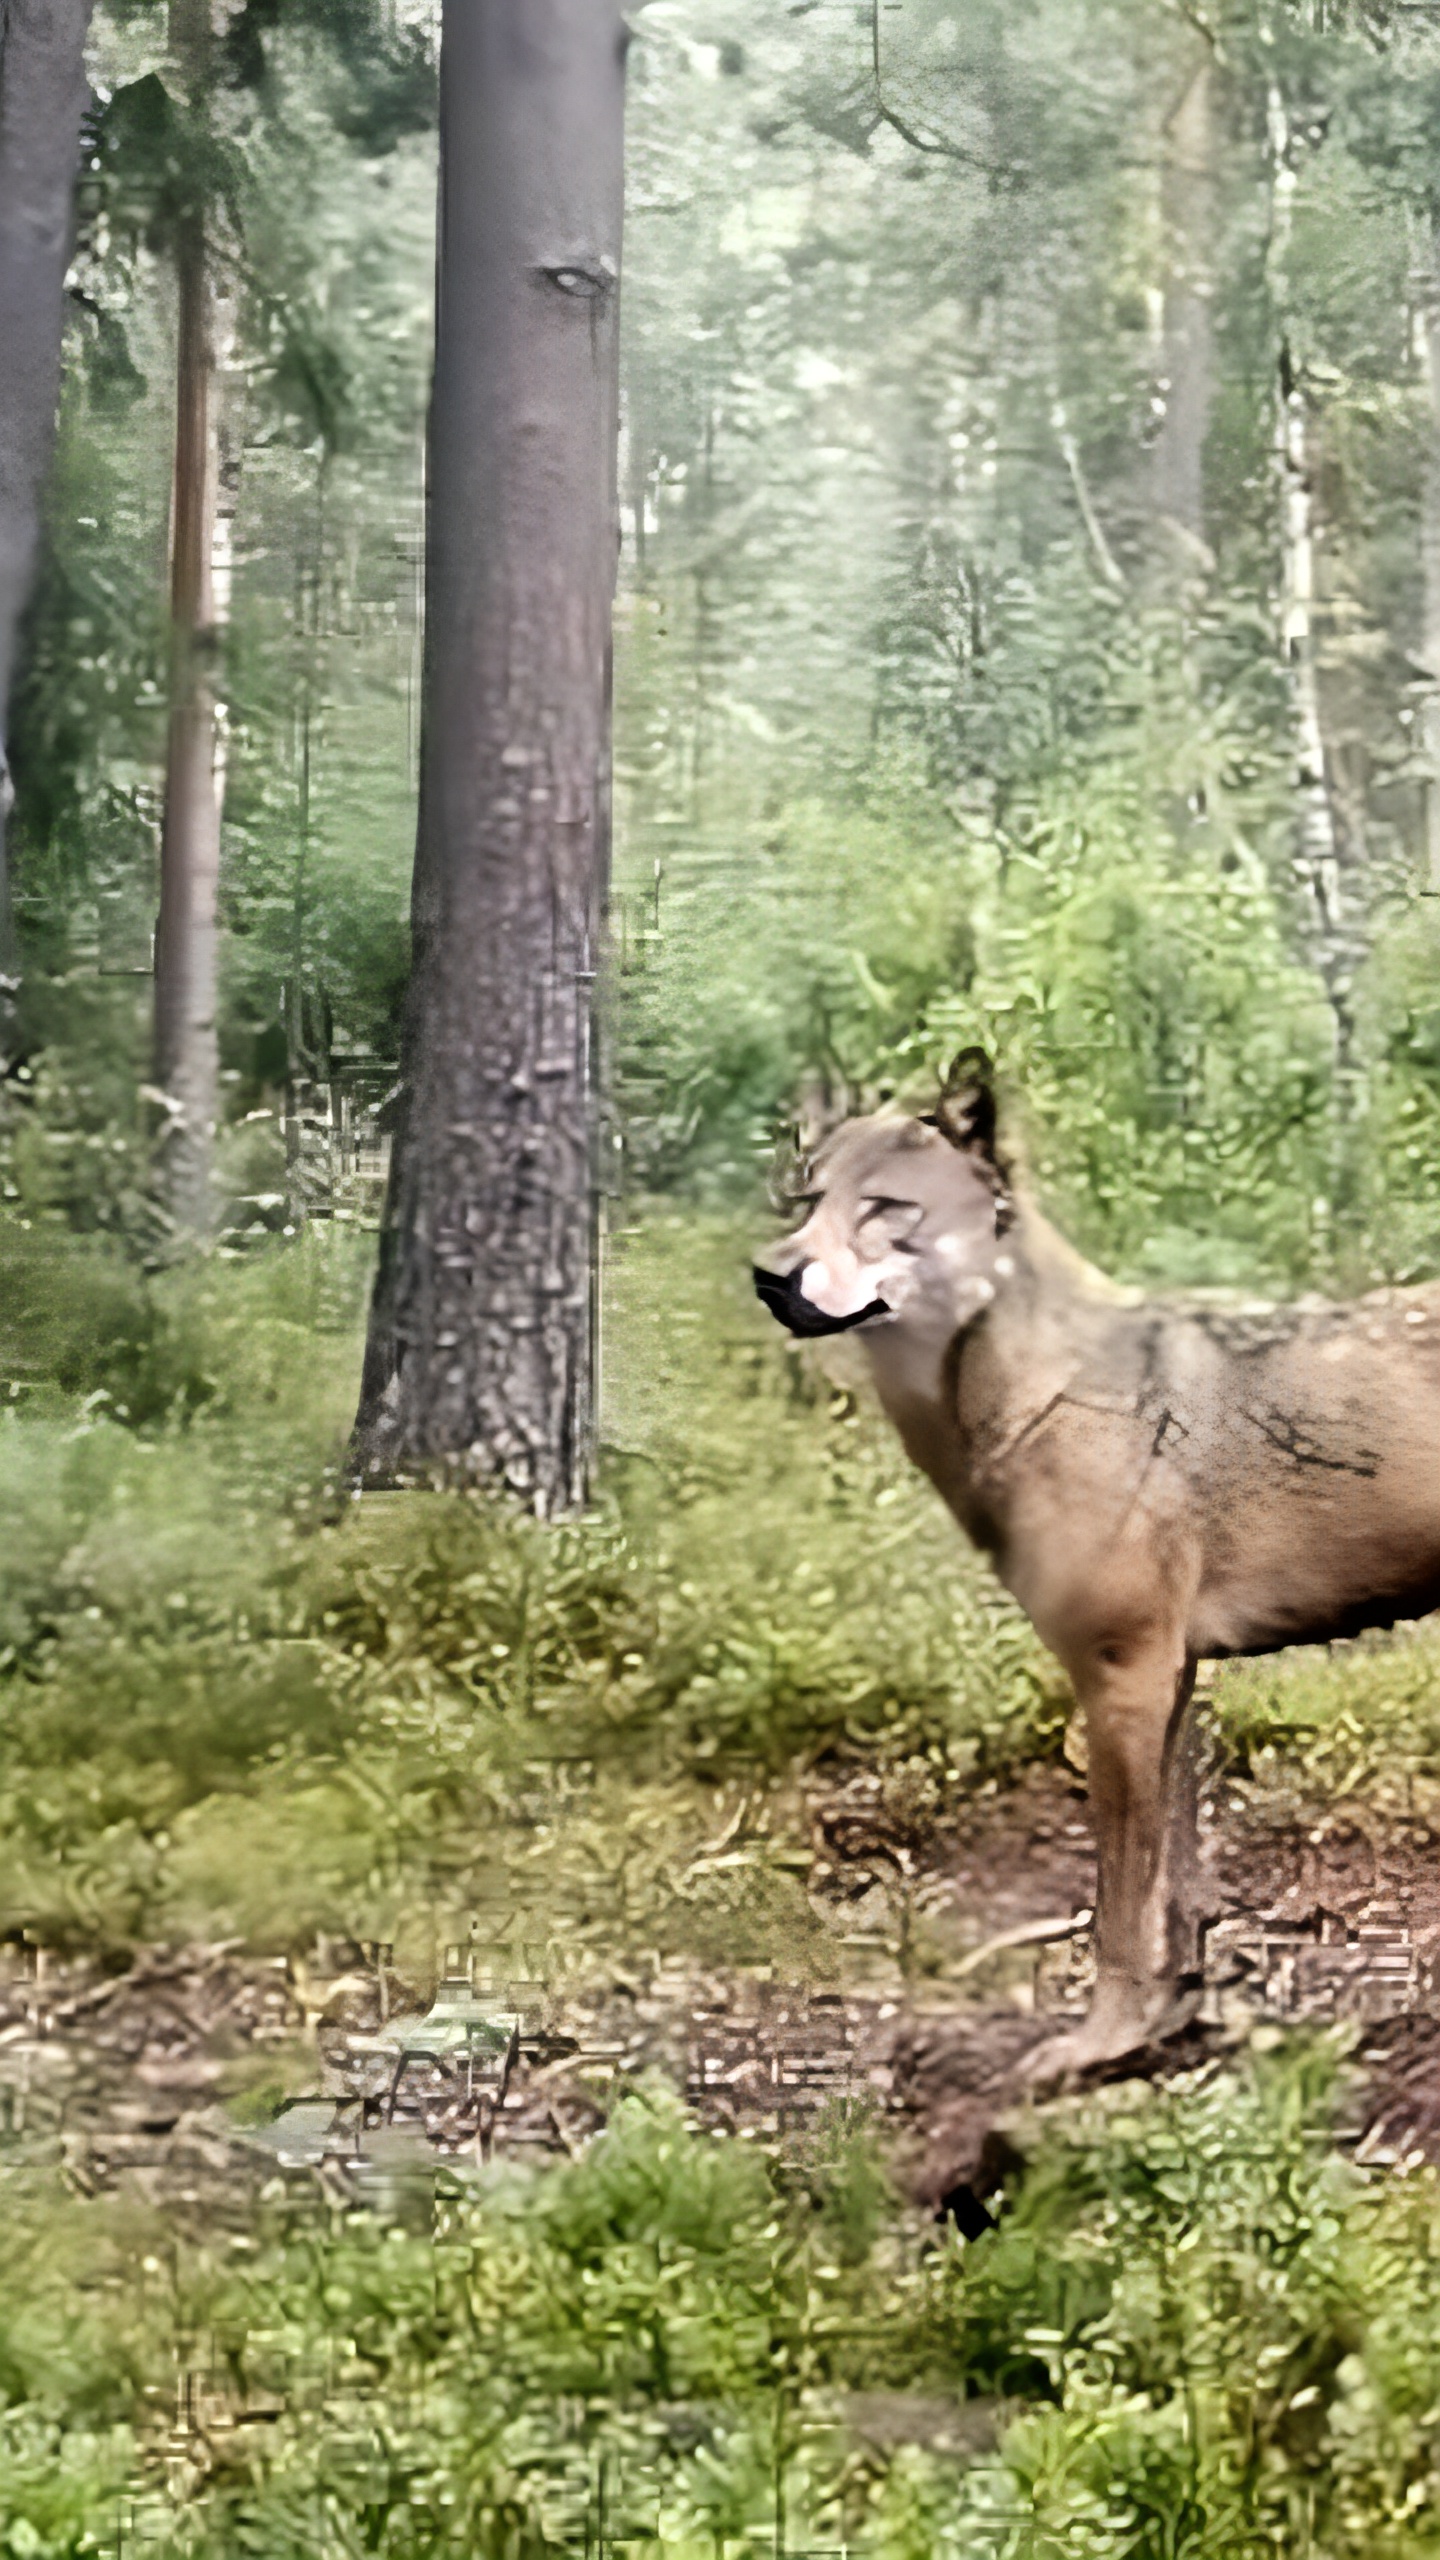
[12,0,1440,1312]
[10,2050,1440,2553]
[86,70,242,257]
[918,769,1343,1289]
[0,1204,1067,1956]
[605,0,1440,1295]
[221,0,438,155]
[4,1159,1440,1960]
[10,0,433,1086]
[616,739,1440,1291]
[1214,1631,1440,1819]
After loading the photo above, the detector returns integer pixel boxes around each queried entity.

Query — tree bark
[1150,52,1215,570]
[1266,83,1363,1254]
[0,0,94,1062]
[1267,85,1348,1032]
[152,0,227,1236]
[1417,210,1440,893]
[351,0,627,1511]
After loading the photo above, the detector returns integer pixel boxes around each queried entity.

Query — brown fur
[754,1064,1440,2083]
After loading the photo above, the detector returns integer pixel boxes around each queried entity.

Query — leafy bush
[7,2050,1440,2555]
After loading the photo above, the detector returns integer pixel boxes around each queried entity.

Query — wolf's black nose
[752,1265,888,1338]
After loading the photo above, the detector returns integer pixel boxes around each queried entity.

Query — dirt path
[6,1767,1440,2223]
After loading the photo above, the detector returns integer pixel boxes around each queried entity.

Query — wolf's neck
[871,1202,1118,1379]
[1004,1200,1128,1315]
[861,1199,1126,1519]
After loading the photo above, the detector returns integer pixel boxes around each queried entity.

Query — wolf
[753,1051,1440,2086]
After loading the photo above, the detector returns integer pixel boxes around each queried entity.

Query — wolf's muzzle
[752,1265,889,1338]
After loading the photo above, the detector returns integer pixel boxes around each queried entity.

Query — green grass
[1212,1636,1440,1826]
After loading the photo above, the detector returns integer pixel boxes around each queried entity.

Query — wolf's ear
[771,1069,844,1213]
[931,1047,998,1155]
[793,1070,835,1161]
[793,1061,867,1155]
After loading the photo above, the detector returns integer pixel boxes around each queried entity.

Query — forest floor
[13,1218,1440,2539]
[10,1763,1440,2235]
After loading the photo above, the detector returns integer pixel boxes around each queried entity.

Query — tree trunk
[351,0,627,1511]
[1266,82,1362,1255]
[1417,211,1440,893]
[283,457,326,1221]
[1150,51,1215,571]
[0,0,94,1062]
[1267,86,1348,1030]
[1277,343,1345,962]
[152,0,227,1236]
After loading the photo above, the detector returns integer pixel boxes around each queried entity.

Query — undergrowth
[3,1209,1440,1964]
[5,1212,1440,2552]
[5,2050,1440,2554]
[0,1209,1066,1964]
[1212,1637,1440,1827]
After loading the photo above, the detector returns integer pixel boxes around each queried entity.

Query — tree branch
[1161,0,1220,56]
[1053,401,1127,592]
[870,0,1007,178]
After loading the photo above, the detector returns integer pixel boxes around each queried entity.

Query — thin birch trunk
[283,458,325,1219]
[1416,210,1440,892]
[1267,85,1349,1036]
[351,0,627,1510]
[625,395,647,582]
[0,0,94,1062]
[152,0,229,1235]
[1151,52,1216,570]
[1277,349,1344,954]
[1054,399,1124,591]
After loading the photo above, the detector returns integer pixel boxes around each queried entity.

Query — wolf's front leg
[1020,1635,1202,2088]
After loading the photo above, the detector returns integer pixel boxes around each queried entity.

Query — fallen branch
[1054,403,1126,592]
[952,1908,1093,1978]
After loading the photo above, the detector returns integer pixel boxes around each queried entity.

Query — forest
[4,0,1440,2550]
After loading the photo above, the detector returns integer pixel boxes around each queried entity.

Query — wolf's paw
[1014,2024,1132,2094]
[1016,1980,1204,2094]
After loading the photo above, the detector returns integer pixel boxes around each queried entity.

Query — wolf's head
[753,1049,1013,1341]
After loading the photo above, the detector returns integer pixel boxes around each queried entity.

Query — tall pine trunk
[351,0,627,1511]
[152,0,226,1236]
[0,0,94,1062]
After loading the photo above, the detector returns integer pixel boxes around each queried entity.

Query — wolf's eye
[858,1196,922,1248]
